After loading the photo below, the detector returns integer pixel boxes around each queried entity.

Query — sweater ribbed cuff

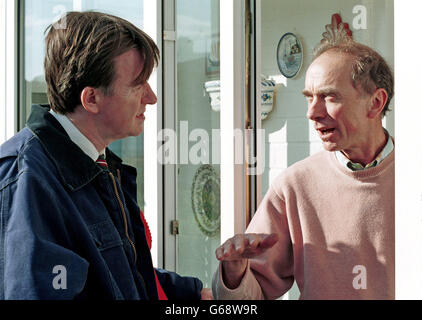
[212,260,264,300]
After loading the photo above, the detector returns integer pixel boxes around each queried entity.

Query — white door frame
[254,0,263,207]
[161,0,178,271]
[219,0,247,242]
[0,0,18,144]
[143,0,164,268]
[395,0,422,300]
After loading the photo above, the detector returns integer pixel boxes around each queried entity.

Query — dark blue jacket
[0,104,202,300]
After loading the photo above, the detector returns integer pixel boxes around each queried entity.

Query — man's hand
[215,233,278,289]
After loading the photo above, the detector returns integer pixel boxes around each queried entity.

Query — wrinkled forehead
[305,52,354,87]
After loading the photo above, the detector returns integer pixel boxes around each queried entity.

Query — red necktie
[96,154,108,168]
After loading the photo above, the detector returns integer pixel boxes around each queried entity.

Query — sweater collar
[26,104,123,191]
[335,130,394,171]
[329,146,394,180]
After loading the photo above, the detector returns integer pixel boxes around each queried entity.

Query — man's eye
[326,95,337,101]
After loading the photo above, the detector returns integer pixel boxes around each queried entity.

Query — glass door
[174,0,221,288]
[162,0,251,288]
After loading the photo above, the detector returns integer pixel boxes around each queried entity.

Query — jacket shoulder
[0,128,54,188]
[0,128,34,159]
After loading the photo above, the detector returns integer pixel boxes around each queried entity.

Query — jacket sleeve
[154,268,203,300]
[212,183,294,300]
[0,170,89,300]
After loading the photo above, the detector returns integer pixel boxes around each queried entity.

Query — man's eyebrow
[302,88,341,97]
[130,79,144,87]
[130,72,147,87]
[302,89,312,96]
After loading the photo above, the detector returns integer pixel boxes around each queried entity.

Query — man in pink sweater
[212,36,394,299]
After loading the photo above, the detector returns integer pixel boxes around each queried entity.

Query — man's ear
[368,88,388,119]
[80,87,100,114]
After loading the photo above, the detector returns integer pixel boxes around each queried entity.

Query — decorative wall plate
[191,165,220,237]
[276,32,303,78]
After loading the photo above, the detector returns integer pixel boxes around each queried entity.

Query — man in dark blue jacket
[0,11,208,300]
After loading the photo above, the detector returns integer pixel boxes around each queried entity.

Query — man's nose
[142,82,157,105]
[306,97,326,121]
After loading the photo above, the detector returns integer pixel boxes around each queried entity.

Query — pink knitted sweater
[213,150,395,300]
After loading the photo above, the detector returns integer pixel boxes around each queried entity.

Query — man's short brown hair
[44,11,160,114]
[313,36,394,117]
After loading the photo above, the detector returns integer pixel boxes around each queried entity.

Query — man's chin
[127,126,144,138]
[321,141,340,152]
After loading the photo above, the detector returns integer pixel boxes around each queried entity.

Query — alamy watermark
[352,5,367,30]
[352,265,367,290]
[52,265,67,290]
[158,121,266,176]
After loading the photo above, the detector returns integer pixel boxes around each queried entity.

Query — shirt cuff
[212,260,264,300]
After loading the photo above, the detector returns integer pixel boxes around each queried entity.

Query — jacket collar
[26,104,123,191]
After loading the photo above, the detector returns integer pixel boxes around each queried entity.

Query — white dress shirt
[49,109,105,161]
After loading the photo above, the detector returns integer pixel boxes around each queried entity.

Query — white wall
[0,0,17,144]
[395,0,422,300]
[260,0,394,299]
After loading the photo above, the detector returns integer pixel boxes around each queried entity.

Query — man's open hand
[215,233,278,289]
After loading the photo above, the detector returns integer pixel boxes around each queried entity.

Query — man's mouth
[136,112,145,120]
[318,128,335,134]
[317,127,336,137]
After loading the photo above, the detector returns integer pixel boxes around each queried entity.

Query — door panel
[174,0,221,287]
